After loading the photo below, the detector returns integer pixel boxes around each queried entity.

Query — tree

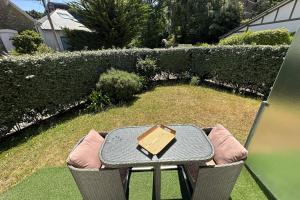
[140,0,168,48]
[26,10,44,19]
[167,0,242,43]
[242,0,282,19]
[69,0,148,48]
[208,0,242,42]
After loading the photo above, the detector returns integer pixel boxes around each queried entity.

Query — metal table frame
[99,125,214,200]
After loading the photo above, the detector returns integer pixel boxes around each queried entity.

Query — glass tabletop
[99,125,214,167]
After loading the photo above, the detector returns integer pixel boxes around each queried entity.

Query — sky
[11,0,71,12]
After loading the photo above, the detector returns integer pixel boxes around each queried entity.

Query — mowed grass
[0,167,267,200]
[0,84,260,194]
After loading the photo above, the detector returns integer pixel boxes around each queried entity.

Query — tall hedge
[0,46,288,137]
[219,29,292,45]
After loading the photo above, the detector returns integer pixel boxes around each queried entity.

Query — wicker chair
[184,161,244,200]
[67,136,129,200]
[183,127,245,200]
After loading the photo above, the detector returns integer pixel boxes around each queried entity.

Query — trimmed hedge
[219,29,292,45]
[0,46,288,137]
[189,46,287,94]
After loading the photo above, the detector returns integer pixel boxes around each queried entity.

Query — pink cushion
[67,129,104,169]
[209,124,248,164]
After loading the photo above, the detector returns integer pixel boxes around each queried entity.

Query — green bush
[36,44,55,54]
[136,57,159,81]
[220,29,292,45]
[87,90,111,112]
[64,29,102,51]
[190,76,200,85]
[194,43,211,47]
[0,46,288,137]
[96,69,143,103]
[12,30,43,54]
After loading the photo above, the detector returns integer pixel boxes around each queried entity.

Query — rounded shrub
[12,30,43,54]
[96,69,143,103]
[136,57,159,81]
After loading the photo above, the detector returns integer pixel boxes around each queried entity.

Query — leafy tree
[168,0,241,43]
[26,10,44,19]
[140,0,168,48]
[69,0,148,48]
[12,30,43,54]
[242,0,282,19]
[207,0,242,42]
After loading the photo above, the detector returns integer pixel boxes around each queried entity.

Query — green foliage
[207,0,242,42]
[87,90,111,112]
[96,69,143,103]
[189,45,287,95]
[136,57,159,81]
[194,43,211,47]
[220,29,292,45]
[0,46,288,137]
[26,10,44,19]
[253,0,283,18]
[10,44,54,56]
[140,0,168,48]
[169,0,242,43]
[36,44,55,54]
[69,0,148,48]
[12,30,43,54]
[64,29,102,50]
[190,76,200,85]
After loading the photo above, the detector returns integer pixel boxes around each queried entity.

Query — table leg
[153,165,161,200]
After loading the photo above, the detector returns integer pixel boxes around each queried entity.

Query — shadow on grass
[0,105,84,153]
[0,95,142,153]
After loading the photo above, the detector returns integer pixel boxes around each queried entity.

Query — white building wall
[292,0,300,18]
[248,20,300,32]
[223,0,300,38]
[276,1,294,20]
[38,28,65,51]
[262,12,277,23]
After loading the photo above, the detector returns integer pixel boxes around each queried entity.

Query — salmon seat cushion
[209,124,248,164]
[67,129,104,169]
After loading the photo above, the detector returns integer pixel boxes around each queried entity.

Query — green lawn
[0,167,267,200]
[0,84,264,199]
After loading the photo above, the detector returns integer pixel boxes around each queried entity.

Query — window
[57,13,73,20]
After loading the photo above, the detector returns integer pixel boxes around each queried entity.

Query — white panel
[291,0,300,18]
[276,1,295,20]
[248,20,300,32]
[263,11,277,23]
[251,18,263,25]
[0,29,17,51]
[40,30,64,51]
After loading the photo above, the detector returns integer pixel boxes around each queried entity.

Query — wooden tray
[137,125,176,155]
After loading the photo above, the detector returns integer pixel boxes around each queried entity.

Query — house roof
[220,0,296,38]
[2,0,36,23]
[38,9,91,32]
